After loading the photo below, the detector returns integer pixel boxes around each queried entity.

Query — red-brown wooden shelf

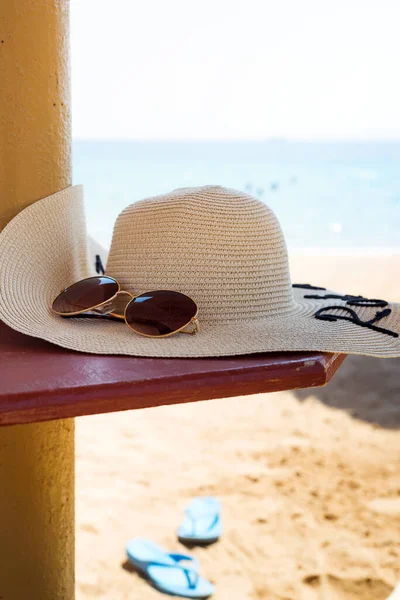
[0,320,346,426]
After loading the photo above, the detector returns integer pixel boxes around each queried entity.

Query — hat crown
[106,185,295,322]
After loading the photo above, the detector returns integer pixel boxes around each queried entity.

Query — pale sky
[71,0,400,140]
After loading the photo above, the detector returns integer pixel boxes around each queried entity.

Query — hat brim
[0,187,399,358]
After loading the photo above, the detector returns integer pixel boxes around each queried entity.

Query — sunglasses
[51,276,199,338]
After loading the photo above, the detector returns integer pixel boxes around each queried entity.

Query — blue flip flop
[126,538,214,598]
[177,497,222,545]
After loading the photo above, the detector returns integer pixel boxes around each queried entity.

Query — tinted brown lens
[52,277,119,314]
[125,290,197,337]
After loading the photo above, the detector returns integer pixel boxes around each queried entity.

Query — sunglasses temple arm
[61,312,123,322]
[181,317,200,335]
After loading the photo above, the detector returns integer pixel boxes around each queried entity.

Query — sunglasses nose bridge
[107,290,135,319]
[92,295,119,315]
[115,290,135,300]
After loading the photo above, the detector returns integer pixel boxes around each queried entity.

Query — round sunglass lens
[52,276,119,315]
[125,290,197,337]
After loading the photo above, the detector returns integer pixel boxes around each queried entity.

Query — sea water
[72,140,400,251]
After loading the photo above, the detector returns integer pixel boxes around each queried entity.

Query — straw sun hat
[0,184,399,358]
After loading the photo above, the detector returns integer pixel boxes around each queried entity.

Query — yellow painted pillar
[0,422,75,599]
[0,1,75,599]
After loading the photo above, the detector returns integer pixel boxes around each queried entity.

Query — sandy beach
[76,253,400,600]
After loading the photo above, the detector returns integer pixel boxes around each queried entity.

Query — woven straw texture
[0,185,399,358]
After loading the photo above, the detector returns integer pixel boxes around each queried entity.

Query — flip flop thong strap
[182,567,199,590]
[169,553,199,572]
[147,562,199,590]
[186,508,220,535]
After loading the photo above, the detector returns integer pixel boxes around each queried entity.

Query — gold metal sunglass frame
[51,276,200,338]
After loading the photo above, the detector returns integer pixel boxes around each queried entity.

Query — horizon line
[72,137,400,144]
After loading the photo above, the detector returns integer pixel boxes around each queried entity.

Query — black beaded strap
[292,283,326,291]
[95,254,105,275]
[304,293,388,308]
[314,306,398,338]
